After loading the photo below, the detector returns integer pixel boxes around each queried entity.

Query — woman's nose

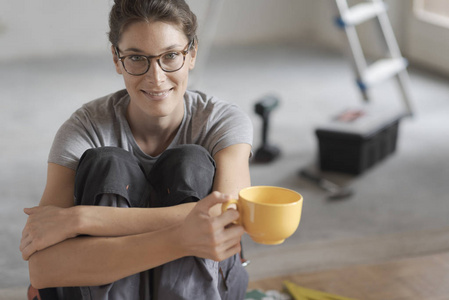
[145,59,166,84]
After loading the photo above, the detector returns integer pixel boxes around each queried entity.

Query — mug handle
[221,199,240,225]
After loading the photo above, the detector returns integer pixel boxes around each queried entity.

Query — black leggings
[41,145,248,300]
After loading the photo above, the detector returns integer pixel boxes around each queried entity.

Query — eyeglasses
[115,40,194,76]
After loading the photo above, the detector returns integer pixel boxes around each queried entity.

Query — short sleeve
[48,110,99,170]
[204,101,253,157]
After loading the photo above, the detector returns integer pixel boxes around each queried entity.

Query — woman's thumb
[23,206,38,215]
[196,192,231,211]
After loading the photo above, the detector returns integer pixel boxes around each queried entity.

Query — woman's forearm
[29,225,185,289]
[20,199,196,261]
[75,203,195,237]
[29,192,244,290]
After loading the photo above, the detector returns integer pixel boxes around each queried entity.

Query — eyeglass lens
[123,51,185,75]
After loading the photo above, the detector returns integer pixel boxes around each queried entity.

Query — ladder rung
[360,58,408,88]
[338,2,387,27]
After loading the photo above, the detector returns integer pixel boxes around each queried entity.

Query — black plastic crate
[316,107,403,175]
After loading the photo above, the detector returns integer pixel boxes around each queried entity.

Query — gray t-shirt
[48,89,253,173]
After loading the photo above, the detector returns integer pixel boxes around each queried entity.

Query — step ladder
[334,0,414,116]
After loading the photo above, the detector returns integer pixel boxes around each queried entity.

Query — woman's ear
[188,43,198,70]
[111,45,123,75]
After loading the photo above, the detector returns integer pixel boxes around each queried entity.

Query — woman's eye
[129,56,146,62]
[164,52,179,60]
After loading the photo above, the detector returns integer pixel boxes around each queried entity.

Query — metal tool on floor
[334,0,414,116]
[253,95,281,163]
[299,169,353,200]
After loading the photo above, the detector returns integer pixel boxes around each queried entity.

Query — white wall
[1,0,448,75]
[190,0,313,46]
[309,0,449,76]
[0,0,311,61]
[0,1,112,60]
[406,6,449,76]
[307,0,409,55]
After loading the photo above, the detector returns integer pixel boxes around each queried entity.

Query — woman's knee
[78,147,134,165]
[158,144,215,172]
[148,145,216,206]
[75,147,149,207]
[76,147,138,184]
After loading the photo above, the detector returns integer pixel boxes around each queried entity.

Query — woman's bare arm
[21,163,195,260]
[213,143,252,195]
[23,143,251,287]
[29,192,244,289]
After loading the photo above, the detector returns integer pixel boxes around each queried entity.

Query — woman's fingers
[23,206,40,215]
[197,191,240,227]
[217,209,240,228]
[217,226,243,254]
[20,205,74,260]
[21,244,32,261]
[180,192,245,261]
[195,191,231,214]
[20,232,36,260]
[20,224,39,260]
[19,234,30,252]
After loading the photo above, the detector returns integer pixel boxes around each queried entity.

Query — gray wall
[1,0,448,75]
[0,0,311,60]
[0,1,112,59]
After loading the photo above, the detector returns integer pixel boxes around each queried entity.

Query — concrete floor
[1,43,449,297]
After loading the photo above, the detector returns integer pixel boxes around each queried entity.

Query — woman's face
[113,21,196,120]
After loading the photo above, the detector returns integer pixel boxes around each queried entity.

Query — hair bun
[108,0,197,47]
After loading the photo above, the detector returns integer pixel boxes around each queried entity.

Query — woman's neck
[126,103,184,157]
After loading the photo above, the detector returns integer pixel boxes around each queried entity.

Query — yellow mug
[222,186,303,245]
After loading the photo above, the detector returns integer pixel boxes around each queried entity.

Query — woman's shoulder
[184,90,242,114]
[77,89,128,117]
[68,89,128,124]
[183,89,252,130]
[180,90,253,156]
[184,89,215,106]
[49,89,130,170]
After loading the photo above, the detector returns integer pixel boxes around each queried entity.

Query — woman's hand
[179,192,244,261]
[20,206,79,260]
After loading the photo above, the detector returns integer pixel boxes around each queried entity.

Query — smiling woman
[112,21,195,136]
[20,0,253,299]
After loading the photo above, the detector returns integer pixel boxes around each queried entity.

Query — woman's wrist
[69,206,87,236]
[169,223,192,258]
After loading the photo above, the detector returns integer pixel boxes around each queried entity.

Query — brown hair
[108,0,198,47]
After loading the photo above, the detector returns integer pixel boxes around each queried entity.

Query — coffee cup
[222,186,303,245]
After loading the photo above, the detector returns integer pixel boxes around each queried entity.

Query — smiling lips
[142,88,172,100]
